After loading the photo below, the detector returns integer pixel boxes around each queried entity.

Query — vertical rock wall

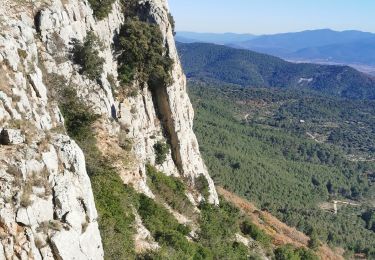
[0,0,218,258]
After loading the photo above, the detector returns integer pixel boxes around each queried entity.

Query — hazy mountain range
[175,31,257,45]
[177,42,375,99]
[176,29,375,74]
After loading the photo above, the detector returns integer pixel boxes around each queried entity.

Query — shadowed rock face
[0,0,218,258]
[0,129,25,145]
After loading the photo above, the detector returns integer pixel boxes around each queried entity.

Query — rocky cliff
[0,0,218,258]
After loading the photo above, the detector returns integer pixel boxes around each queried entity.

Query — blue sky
[168,0,375,34]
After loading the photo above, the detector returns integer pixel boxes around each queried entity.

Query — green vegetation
[71,32,105,81]
[198,201,258,259]
[116,19,173,94]
[54,78,274,259]
[308,233,320,251]
[189,82,375,256]
[153,141,169,165]
[146,164,194,216]
[363,209,375,231]
[38,78,314,259]
[87,0,139,19]
[138,195,272,260]
[87,0,116,20]
[57,83,137,259]
[168,13,176,36]
[240,219,271,248]
[195,175,210,200]
[274,244,318,260]
[137,194,199,259]
[177,42,375,100]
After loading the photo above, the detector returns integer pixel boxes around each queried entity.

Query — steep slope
[0,0,218,258]
[188,82,375,258]
[177,42,375,99]
[218,188,344,260]
[0,1,350,259]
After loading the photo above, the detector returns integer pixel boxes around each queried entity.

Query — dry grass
[20,182,33,207]
[118,131,133,151]
[30,169,52,199]
[36,220,63,234]
[217,187,344,260]
[9,165,23,187]
[92,119,140,186]
[0,65,13,96]
[34,237,45,249]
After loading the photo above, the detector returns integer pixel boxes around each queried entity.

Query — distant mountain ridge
[176,29,375,68]
[175,31,257,45]
[289,37,375,66]
[177,42,375,99]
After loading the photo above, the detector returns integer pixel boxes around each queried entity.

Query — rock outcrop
[0,0,218,258]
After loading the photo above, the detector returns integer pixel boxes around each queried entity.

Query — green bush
[58,86,99,141]
[137,194,201,258]
[274,244,318,260]
[71,32,105,81]
[117,19,173,91]
[87,0,116,20]
[153,141,169,165]
[195,175,210,200]
[137,194,189,237]
[146,164,194,216]
[240,219,272,248]
[198,201,250,259]
[308,233,320,251]
[168,13,176,36]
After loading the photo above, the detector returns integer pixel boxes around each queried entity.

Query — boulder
[0,129,25,145]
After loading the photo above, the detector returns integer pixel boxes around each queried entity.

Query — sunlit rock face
[0,0,218,258]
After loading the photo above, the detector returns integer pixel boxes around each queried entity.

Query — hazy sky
[168,0,375,34]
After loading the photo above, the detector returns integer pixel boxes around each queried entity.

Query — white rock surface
[0,129,25,145]
[0,0,219,258]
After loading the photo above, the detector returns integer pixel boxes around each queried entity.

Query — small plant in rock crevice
[168,12,176,36]
[153,141,169,165]
[195,175,210,201]
[71,32,105,82]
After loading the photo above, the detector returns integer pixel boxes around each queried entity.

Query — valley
[1,0,374,259]
[176,29,375,70]
[188,82,375,258]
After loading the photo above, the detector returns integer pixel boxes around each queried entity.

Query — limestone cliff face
[0,0,218,258]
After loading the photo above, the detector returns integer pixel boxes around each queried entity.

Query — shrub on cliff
[87,0,116,20]
[117,19,173,93]
[240,219,271,248]
[153,141,169,165]
[195,175,210,200]
[168,13,176,36]
[71,32,105,81]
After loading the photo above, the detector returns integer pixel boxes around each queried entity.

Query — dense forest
[177,42,375,100]
[188,82,375,258]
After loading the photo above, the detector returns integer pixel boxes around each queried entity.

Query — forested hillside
[177,42,375,99]
[176,30,375,68]
[188,82,375,258]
